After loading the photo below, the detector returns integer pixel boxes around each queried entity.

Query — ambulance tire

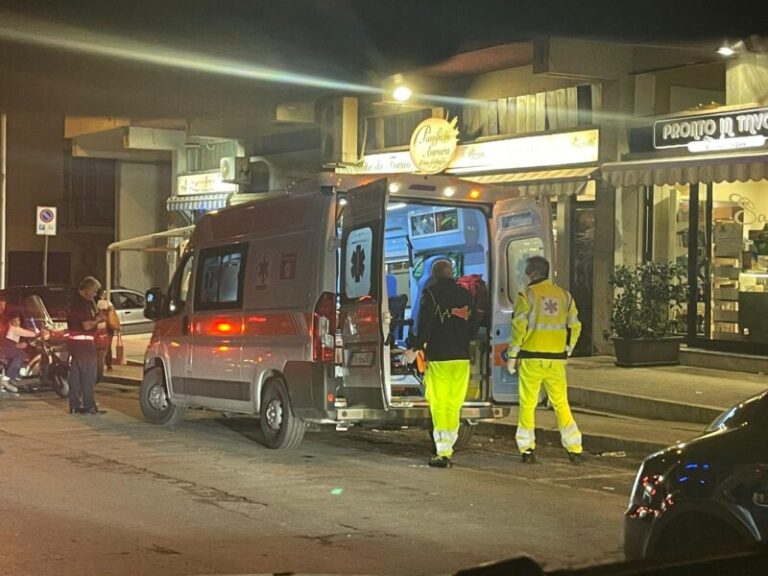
[259,377,306,449]
[427,422,475,451]
[140,366,186,426]
[454,423,475,450]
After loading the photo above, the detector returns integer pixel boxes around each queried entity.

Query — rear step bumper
[336,404,506,424]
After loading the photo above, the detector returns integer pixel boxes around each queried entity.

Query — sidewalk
[100,351,768,457]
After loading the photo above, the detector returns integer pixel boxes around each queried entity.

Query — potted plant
[607,261,687,367]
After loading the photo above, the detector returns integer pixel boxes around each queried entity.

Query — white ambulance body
[141,173,552,448]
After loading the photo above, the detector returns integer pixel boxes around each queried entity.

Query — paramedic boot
[567,451,583,464]
[428,455,453,468]
[521,449,536,464]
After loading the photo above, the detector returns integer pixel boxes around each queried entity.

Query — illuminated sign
[654,106,768,151]
[447,129,598,174]
[337,128,599,176]
[409,117,459,174]
[177,171,238,196]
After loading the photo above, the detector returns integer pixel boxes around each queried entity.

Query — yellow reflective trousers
[424,359,470,457]
[516,358,582,455]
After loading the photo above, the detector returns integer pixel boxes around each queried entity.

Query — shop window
[65,157,116,228]
[711,182,768,345]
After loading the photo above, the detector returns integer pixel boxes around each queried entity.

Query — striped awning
[166,192,233,212]
[463,166,597,197]
[602,150,768,188]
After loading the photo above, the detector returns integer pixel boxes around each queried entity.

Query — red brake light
[312,292,336,362]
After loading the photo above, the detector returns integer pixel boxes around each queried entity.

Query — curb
[100,374,142,387]
[474,421,671,456]
[568,386,722,425]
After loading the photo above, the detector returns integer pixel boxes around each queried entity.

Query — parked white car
[110,288,154,334]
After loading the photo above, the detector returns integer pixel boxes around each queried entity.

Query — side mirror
[144,287,165,320]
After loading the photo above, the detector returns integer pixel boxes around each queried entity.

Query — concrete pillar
[726,52,768,106]
[555,194,572,292]
[593,77,634,354]
[115,162,171,292]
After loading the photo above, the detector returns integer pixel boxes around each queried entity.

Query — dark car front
[625,391,768,560]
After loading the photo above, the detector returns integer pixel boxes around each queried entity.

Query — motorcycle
[15,332,70,398]
[3,295,69,398]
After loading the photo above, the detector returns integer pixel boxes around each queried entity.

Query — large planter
[612,337,683,367]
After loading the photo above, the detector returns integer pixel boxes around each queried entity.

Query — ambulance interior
[383,201,490,401]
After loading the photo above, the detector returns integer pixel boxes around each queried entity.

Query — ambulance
[141,173,552,449]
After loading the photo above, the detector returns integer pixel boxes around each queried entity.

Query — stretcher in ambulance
[141,173,552,449]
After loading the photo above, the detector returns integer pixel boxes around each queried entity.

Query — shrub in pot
[607,262,687,367]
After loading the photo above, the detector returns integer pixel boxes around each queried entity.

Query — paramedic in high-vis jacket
[404,259,475,469]
[507,256,583,464]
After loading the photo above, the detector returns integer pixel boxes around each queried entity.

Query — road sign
[36,206,57,236]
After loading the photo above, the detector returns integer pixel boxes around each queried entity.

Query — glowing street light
[393,85,413,102]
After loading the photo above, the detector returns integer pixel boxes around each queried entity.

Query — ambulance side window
[167,253,194,316]
[194,243,248,311]
[506,237,544,303]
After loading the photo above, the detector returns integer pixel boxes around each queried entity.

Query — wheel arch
[648,502,757,557]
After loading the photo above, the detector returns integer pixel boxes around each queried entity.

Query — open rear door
[339,179,390,410]
[490,196,554,403]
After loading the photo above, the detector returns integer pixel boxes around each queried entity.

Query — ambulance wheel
[427,422,475,451]
[259,377,305,449]
[140,366,185,425]
[454,424,475,450]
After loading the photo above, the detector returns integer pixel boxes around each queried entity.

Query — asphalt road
[0,385,641,576]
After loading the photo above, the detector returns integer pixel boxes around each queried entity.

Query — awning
[166,192,233,212]
[602,150,768,188]
[462,166,598,197]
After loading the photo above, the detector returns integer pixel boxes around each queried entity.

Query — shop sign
[654,107,768,151]
[409,117,460,174]
[177,171,239,196]
[337,128,599,176]
[448,129,598,174]
[335,151,415,175]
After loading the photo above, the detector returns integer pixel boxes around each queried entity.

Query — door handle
[181,315,189,335]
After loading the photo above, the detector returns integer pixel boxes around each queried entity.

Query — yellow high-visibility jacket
[508,279,581,359]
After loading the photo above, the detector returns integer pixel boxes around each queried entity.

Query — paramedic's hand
[507,357,518,375]
[403,348,419,365]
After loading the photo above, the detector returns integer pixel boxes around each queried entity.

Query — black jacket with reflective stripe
[413,278,475,361]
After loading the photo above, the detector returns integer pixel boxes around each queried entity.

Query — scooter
[14,333,70,398]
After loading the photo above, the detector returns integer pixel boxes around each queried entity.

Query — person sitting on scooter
[0,312,38,392]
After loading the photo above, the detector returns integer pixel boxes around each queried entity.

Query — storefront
[603,105,768,355]
[338,122,601,354]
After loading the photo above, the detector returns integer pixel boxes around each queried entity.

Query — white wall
[115,162,171,292]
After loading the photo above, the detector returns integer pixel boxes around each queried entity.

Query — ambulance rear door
[338,179,390,410]
[490,196,553,403]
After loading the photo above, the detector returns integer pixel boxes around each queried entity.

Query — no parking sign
[36,206,57,236]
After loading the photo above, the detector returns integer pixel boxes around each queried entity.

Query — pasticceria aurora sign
[409,117,460,174]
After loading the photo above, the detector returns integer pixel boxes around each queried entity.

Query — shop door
[338,179,390,410]
[490,197,554,404]
[570,202,595,356]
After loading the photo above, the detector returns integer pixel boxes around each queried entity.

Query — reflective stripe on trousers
[516,358,582,455]
[424,359,470,457]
